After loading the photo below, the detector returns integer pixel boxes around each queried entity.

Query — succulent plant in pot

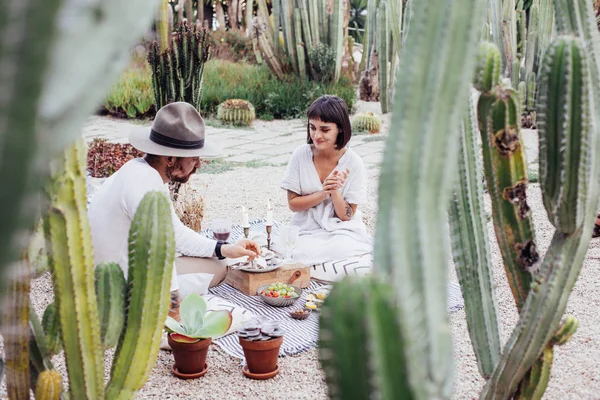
[165,294,232,379]
[237,319,284,380]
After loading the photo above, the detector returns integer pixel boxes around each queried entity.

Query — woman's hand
[323,168,350,193]
[221,239,262,260]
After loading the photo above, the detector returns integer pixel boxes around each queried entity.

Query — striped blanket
[204,220,465,359]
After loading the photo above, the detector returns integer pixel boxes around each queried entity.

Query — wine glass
[211,218,232,241]
[280,225,299,263]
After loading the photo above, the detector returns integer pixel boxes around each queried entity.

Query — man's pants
[174,256,228,297]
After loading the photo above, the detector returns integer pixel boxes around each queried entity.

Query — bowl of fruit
[257,283,302,307]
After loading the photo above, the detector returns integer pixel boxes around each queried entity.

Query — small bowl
[257,284,303,307]
[289,309,311,320]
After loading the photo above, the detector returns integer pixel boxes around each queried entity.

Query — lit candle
[266,199,273,226]
[241,206,250,228]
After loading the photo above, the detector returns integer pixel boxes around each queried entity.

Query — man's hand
[221,239,261,260]
[323,168,350,192]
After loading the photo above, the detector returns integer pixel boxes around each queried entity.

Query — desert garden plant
[319,0,600,399]
[351,112,382,134]
[165,294,232,378]
[217,99,256,126]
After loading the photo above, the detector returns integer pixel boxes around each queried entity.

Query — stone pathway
[82,115,388,170]
[81,114,538,172]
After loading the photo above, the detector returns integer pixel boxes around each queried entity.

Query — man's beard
[166,164,195,183]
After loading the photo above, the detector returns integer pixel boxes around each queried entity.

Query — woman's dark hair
[306,95,352,150]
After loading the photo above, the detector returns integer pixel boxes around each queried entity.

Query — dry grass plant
[170,182,205,232]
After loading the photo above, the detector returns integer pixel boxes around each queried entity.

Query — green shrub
[309,44,337,84]
[103,64,154,119]
[201,60,356,119]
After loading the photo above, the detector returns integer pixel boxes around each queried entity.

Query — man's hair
[306,95,352,150]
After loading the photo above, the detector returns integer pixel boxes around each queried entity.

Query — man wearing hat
[88,102,260,317]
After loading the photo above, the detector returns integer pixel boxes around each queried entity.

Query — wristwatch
[215,241,228,260]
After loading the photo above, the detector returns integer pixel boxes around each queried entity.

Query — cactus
[29,304,55,390]
[217,99,257,126]
[537,37,592,233]
[352,112,382,133]
[45,139,105,400]
[319,276,413,399]
[448,99,501,379]
[512,59,522,88]
[320,0,485,397]
[95,263,126,349]
[42,303,63,356]
[526,72,537,111]
[518,81,527,115]
[376,1,390,112]
[105,191,176,399]
[474,42,502,92]
[148,21,211,111]
[551,315,578,346]
[35,370,63,400]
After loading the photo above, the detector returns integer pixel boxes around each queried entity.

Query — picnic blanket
[202,220,465,359]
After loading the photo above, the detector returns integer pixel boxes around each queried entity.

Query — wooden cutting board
[225,262,311,296]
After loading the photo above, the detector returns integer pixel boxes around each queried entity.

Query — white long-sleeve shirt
[88,158,217,291]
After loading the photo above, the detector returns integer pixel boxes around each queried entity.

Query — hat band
[150,129,205,149]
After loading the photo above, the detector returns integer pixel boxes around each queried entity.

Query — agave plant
[165,294,232,342]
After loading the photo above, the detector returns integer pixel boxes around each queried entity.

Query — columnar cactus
[43,140,176,400]
[106,191,175,399]
[474,41,502,92]
[148,21,210,111]
[320,0,485,397]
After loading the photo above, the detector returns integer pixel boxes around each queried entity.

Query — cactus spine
[45,139,105,400]
[106,191,176,399]
[95,263,126,349]
[537,37,593,233]
[35,370,63,400]
[148,22,210,111]
[448,99,501,379]
[320,0,485,397]
[42,303,63,356]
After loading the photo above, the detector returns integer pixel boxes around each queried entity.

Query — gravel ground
[2,137,600,399]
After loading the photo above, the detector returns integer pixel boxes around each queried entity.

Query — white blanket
[279,144,373,265]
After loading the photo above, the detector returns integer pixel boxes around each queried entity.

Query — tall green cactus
[148,21,210,111]
[448,100,501,379]
[320,0,484,397]
[45,140,105,400]
[106,191,175,399]
[376,1,390,112]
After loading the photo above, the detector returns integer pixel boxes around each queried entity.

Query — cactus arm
[281,0,297,73]
[476,86,536,310]
[46,141,104,400]
[474,42,502,93]
[538,37,592,233]
[448,99,501,379]
[488,0,505,70]
[373,0,484,396]
[389,0,403,56]
[106,191,176,400]
[1,260,31,400]
[525,4,539,75]
[514,346,554,400]
[294,10,307,78]
[95,262,126,349]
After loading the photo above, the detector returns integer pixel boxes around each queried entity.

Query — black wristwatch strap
[215,241,227,260]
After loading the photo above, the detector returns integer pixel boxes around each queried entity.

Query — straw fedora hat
[129,102,222,158]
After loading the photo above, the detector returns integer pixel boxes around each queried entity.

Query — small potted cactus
[165,294,232,379]
[237,319,284,380]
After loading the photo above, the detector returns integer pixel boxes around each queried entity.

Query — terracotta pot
[239,336,283,375]
[168,335,211,375]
